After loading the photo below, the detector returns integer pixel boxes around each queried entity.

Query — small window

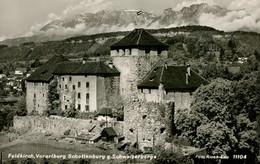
[65,85,67,89]
[43,94,44,97]
[78,82,81,88]
[158,48,162,55]
[59,85,61,89]
[86,82,89,88]
[149,89,151,94]
[78,93,81,99]
[85,105,89,111]
[38,104,39,107]
[73,85,75,90]
[65,105,68,110]
[64,96,66,100]
[145,48,150,54]
[62,77,65,81]
[34,94,36,98]
[86,93,89,100]
[160,128,166,134]
[69,77,72,81]
[78,104,81,110]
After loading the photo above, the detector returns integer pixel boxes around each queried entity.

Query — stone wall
[57,75,97,112]
[123,100,167,151]
[104,76,120,107]
[26,82,49,114]
[57,74,120,112]
[111,48,167,100]
[13,116,124,136]
[138,89,193,114]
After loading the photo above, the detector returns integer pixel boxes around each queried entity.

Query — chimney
[164,62,168,69]
[186,64,190,84]
[187,64,190,76]
[108,61,114,69]
[186,73,189,84]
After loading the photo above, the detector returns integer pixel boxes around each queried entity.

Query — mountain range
[0,3,249,46]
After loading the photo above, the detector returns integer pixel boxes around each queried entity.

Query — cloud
[174,0,216,11]
[0,35,7,42]
[198,0,260,33]
[9,0,260,41]
[61,0,112,18]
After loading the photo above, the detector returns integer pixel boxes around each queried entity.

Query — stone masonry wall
[13,116,124,136]
[112,48,167,99]
[26,82,49,114]
[123,100,167,151]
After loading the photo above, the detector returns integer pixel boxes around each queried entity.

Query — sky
[0,0,259,41]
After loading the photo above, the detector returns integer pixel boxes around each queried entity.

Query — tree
[48,78,60,113]
[176,76,260,162]
[228,40,236,49]
[15,96,27,116]
[153,146,192,164]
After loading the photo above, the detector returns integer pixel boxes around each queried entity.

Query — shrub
[63,129,71,136]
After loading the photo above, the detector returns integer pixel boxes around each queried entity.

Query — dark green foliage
[0,105,16,131]
[0,96,27,131]
[201,63,243,81]
[153,147,192,164]
[15,96,27,116]
[254,50,260,61]
[63,129,71,135]
[240,55,258,74]
[176,75,260,162]
[228,40,236,49]
[0,44,7,49]
[64,107,77,118]
[48,79,60,112]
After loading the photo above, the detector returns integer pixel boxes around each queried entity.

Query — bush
[64,108,77,118]
[154,148,192,164]
[63,129,71,136]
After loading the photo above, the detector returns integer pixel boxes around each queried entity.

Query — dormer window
[150,75,156,81]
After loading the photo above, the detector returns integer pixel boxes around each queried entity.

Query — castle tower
[110,28,169,99]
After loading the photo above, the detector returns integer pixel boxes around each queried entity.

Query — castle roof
[101,127,117,137]
[26,55,69,82]
[110,28,169,49]
[97,108,113,116]
[53,61,120,76]
[138,65,209,92]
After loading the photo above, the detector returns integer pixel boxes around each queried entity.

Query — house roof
[26,55,69,82]
[138,65,209,92]
[53,61,120,76]
[98,108,113,116]
[102,127,117,137]
[110,28,169,49]
[15,68,27,72]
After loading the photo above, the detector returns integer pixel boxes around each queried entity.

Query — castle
[26,28,208,150]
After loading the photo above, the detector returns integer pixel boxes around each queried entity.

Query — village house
[15,68,27,75]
